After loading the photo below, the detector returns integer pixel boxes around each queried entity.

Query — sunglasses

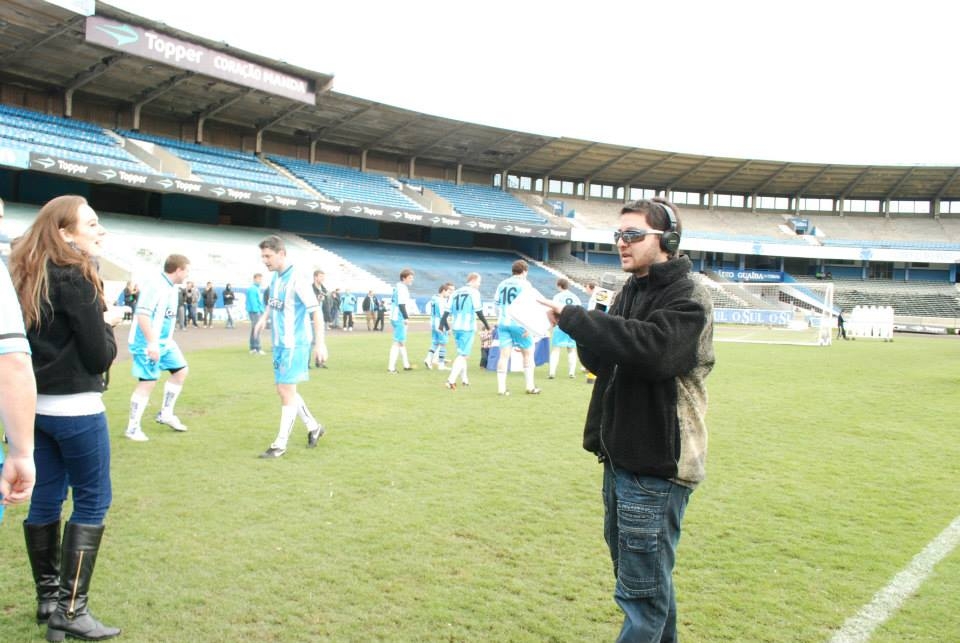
[613,228,664,244]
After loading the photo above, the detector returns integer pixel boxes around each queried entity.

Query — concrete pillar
[408,157,416,178]
[360,149,367,172]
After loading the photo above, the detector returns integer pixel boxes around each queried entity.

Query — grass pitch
[1,329,958,642]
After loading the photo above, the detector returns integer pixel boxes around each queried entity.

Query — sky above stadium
[106,0,959,167]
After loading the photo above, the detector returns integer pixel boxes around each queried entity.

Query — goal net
[703,279,835,346]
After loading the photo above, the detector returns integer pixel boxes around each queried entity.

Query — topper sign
[85,16,314,104]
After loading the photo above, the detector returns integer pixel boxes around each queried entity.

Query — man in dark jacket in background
[545,197,714,643]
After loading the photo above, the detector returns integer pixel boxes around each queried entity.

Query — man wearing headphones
[544,197,715,642]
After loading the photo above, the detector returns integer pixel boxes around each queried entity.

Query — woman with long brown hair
[9,195,122,641]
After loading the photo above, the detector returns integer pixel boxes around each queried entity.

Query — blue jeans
[27,413,112,526]
[248,311,262,350]
[603,462,692,643]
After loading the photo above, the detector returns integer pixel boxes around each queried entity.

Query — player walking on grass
[126,254,192,441]
[444,273,489,390]
[387,268,415,373]
[254,236,326,459]
[494,260,540,396]
[424,282,454,370]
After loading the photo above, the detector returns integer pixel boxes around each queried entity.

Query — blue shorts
[453,330,477,357]
[392,319,407,343]
[552,327,576,349]
[131,342,187,380]
[498,324,533,350]
[273,345,310,385]
[431,328,449,347]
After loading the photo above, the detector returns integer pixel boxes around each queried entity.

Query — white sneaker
[423,358,432,370]
[156,413,188,432]
[125,427,149,442]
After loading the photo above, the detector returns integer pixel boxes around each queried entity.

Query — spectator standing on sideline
[10,195,122,640]
[444,273,489,390]
[175,285,186,330]
[222,283,236,328]
[0,260,36,524]
[548,278,582,379]
[246,273,265,354]
[373,294,385,331]
[329,288,342,329]
[253,236,326,458]
[201,281,217,328]
[837,310,847,340]
[125,254,192,441]
[312,270,329,328]
[121,281,138,322]
[340,290,357,331]
[184,281,199,328]
[544,198,714,642]
[494,259,541,396]
[362,290,375,330]
[387,269,415,372]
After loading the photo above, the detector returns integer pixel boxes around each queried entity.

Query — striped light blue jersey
[428,294,449,331]
[390,282,412,323]
[449,285,482,332]
[495,275,530,326]
[128,272,178,351]
[0,262,29,356]
[552,290,582,309]
[268,264,320,349]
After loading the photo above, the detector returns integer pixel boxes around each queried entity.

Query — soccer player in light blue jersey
[548,278,583,379]
[125,254,191,441]
[387,268,415,373]
[0,260,36,521]
[494,259,540,395]
[254,236,326,459]
[424,282,454,370]
[444,273,489,390]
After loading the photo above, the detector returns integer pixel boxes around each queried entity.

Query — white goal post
[703,279,835,346]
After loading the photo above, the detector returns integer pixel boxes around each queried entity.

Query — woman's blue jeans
[26,413,112,526]
[603,461,692,643]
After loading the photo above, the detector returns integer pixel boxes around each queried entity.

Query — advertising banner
[85,16,314,104]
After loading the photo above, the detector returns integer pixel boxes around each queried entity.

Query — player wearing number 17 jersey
[494,259,540,395]
[444,273,489,390]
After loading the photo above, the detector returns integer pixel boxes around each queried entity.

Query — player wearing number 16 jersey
[494,259,540,396]
[443,273,489,390]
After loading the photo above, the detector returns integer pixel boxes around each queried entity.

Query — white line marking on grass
[830,515,960,643]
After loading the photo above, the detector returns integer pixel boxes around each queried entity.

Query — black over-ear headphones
[658,202,681,254]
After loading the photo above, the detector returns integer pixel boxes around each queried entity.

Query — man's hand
[539,298,564,326]
[313,341,329,366]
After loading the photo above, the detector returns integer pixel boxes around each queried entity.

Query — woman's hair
[9,195,104,329]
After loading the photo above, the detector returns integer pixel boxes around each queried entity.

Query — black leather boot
[45,522,121,642]
[24,520,61,625]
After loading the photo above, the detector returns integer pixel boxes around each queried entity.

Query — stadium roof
[3,0,960,204]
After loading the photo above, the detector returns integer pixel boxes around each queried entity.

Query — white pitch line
[829,515,960,643]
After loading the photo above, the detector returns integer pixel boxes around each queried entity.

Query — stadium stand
[271,157,426,210]
[402,178,547,224]
[0,104,158,174]
[119,131,315,199]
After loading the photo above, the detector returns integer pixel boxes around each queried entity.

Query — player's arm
[0,350,36,506]
[475,311,490,331]
[439,311,450,331]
